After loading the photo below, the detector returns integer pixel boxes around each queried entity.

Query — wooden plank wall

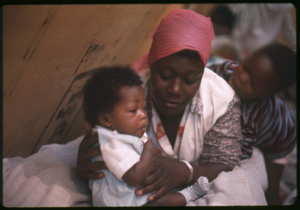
[3,4,186,158]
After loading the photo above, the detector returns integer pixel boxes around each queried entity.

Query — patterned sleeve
[199,94,243,169]
[207,60,239,82]
[254,95,297,161]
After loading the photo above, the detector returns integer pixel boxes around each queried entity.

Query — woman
[77,9,245,204]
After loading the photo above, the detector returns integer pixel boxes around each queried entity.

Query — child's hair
[83,66,143,127]
[257,43,296,91]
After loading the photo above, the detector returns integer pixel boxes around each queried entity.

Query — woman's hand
[136,156,189,201]
[76,120,108,180]
[143,192,186,206]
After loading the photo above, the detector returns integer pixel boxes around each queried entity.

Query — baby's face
[228,52,281,102]
[107,85,148,138]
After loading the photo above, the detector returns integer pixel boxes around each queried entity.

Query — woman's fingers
[136,176,168,201]
[76,120,105,180]
[147,185,168,201]
[140,166,162,186]
[81,131,98,150]
[137,156,187,201]
[80,161,107,172]
[77,170,105,180]
[84,119,93,132]
[136,172,165,196]
[81,145,101,161]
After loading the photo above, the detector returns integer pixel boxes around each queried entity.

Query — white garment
[141,67,236,163]
[89,126,150,206]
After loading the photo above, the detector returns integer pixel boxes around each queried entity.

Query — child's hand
[143,138,157,157]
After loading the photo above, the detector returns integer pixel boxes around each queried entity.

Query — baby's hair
[257,43,296,91]
[83,66,143,127]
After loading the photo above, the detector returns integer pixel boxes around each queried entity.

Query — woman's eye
[143,106,147,111]
[159,72,172,80]
[185,78,197,84]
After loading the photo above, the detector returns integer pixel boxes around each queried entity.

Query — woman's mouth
[162,99,182,109]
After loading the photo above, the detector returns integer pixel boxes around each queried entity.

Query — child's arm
[122,139,157,187]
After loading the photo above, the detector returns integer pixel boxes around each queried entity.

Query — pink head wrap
[148,9,214,68]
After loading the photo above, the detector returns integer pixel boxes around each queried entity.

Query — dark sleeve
[254,95,297,161]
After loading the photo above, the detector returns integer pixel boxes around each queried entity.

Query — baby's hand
[143,138,157,157]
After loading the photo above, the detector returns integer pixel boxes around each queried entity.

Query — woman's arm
[122,139,157,187]
[136,158,231,201]
[136,95,243,201]
[76,120,108,179]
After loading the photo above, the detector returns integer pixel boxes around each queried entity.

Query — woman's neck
[154,103,184,148]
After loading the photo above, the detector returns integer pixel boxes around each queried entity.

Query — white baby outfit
[89,125,150,206]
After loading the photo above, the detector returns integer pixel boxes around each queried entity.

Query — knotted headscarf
[133,9,215,72]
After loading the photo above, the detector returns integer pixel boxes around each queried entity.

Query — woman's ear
[98,114,112,128]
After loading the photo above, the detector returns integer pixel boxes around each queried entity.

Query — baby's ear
[98,114,112,128]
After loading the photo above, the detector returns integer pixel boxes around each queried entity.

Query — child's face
[228,52,281,102]
[105,85,148,138]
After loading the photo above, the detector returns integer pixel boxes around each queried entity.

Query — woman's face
[150,53,204,116]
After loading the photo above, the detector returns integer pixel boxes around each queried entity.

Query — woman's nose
[167,77,182,95]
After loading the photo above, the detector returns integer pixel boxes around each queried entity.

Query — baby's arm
[122,139,157,187]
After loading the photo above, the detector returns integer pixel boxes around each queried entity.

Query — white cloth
[3,136,92,207]
[89,125,150,206]
[188,147,267,206]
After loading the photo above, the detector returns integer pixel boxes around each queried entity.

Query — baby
[83,66,157,206]
[83,66,210,206]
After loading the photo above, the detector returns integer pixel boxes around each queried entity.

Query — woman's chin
[159,106,184,117]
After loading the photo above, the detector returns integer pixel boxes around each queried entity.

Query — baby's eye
[129,109,137,113]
